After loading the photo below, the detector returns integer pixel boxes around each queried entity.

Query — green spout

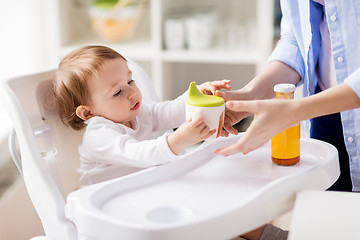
[186,81,224,107]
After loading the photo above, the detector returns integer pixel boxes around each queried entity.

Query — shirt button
[348,137,354,143]
[330,15,337,21]
[337,56,344,62]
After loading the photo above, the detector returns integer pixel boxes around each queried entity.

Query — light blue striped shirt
[268,0,360,190]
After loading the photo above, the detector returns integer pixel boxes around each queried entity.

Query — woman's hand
[212,61,304,154]
[215,99,297,156]
[215,90,253,137]
[167,116,216,155]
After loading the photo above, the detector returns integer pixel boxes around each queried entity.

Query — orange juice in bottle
[271,84,300,165]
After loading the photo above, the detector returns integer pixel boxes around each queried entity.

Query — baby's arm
[82,119,178,168]
[198,79,231,96]
[167,116,215,155]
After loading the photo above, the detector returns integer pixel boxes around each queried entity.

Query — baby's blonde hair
[54,45,126,130]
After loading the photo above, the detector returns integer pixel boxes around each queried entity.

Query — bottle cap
[274,83,296,93]
[186,81,224,107]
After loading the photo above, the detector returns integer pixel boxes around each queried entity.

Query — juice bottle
[271,84,300,165]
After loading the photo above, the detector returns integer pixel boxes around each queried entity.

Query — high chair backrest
[1,59,159,240]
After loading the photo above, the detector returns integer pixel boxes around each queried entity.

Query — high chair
[1,58,158,240]
[1,57,341,240]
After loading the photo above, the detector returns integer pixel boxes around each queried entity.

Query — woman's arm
[230,60,301,101]
[216,83,360,156]
[298,83,360,120]
[220,61,301,135]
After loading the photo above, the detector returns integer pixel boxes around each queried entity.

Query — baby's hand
[198,79,231,96]
[167,116,215,155]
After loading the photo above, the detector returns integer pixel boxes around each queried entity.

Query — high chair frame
[1,58,158,240]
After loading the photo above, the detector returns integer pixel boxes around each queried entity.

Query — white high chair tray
[65,134,339,240]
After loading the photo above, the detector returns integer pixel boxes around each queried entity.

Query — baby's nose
[128,88,136,99]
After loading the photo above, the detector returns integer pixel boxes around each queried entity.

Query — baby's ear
[76,105,93,121]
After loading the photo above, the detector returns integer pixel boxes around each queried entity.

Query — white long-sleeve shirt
[78,94,186,186]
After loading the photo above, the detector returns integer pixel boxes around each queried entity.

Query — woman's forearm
[216,83,360,156]
[221,61,301,102]
[294,83,360,123]
[243,61,301,100]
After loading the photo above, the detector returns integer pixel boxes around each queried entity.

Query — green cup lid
[186,81,224,107]
[92,0,135,8]
[93,0,118,8]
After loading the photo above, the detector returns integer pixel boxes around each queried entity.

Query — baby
[54,45,231,186]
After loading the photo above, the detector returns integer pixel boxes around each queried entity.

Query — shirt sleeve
[81,118,178,168]
[267,1,306,82]
[146,92,187,132]
[345,67,360,98]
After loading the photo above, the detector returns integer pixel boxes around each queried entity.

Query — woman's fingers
[215,132,249,156]
[215,100,271,156]
[215,131,264,156]
[226,100,256,113]
[223,122,238,135]
[218,91,240,101]
[215,142,243,156]
[219,128,230,137]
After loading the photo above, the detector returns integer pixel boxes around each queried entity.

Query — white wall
[0,0,55,165]
[0,1,48,78]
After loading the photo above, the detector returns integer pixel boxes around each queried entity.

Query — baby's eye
[113,89,121,97]
[128,79,135,85]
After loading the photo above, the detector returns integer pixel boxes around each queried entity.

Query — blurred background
[0,0,281,239]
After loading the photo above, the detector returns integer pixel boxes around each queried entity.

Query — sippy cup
[185,81,225,139]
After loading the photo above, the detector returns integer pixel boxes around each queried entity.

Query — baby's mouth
[130,101,140,110]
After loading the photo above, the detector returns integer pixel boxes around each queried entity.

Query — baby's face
[87,58,142,126]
